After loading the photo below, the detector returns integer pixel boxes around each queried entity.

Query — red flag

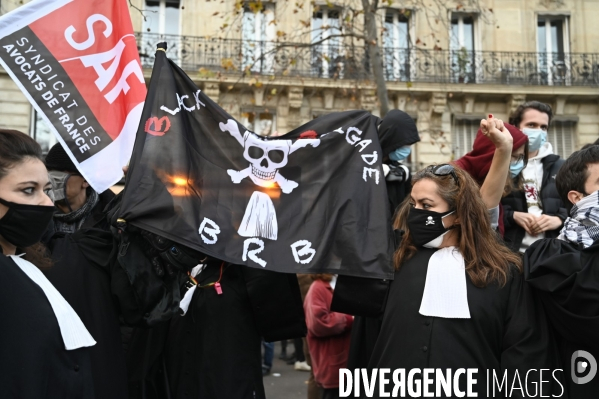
[0,0,146,192]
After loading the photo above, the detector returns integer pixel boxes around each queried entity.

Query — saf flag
[0,0,146,192]
[118,44,394,279]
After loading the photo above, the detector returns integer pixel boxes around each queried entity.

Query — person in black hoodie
[525,145,599,398]
[377,109,420,216]
[342,110,420,372]
[503,101,567,253]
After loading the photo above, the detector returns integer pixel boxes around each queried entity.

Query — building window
[537,16,570,85]
[311,8,342,78]
[242,3,275,73]
[452,117,479,158]
[240,111,276,137]
[548,120,576,158]
[382,10,410,81]
[30,109,57,155]
[141,0,181,62]
[450,14,476,83]
[143,0,180,35]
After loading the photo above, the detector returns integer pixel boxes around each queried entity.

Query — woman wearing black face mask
[351,164,565,398]
[0,129,96,398]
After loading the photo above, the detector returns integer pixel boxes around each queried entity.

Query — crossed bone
[219,119,320,194]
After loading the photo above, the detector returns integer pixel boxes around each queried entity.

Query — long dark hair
[393,165,521,287]
[0,129,53,269]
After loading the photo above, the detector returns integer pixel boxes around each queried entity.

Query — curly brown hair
[393,165,521,287]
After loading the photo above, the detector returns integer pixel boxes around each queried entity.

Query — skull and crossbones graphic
[425,216,435,225]
[219,119,320,194]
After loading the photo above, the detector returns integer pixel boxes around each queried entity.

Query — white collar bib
[9,255,96,350]
[419,246,471,319]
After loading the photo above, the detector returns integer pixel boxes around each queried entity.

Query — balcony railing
[135,32,599,87]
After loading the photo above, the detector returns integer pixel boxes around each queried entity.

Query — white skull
[243,134,290,181]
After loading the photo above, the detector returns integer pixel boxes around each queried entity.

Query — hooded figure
[454,123,528,184]
[455,123,529,236]
[343,111,420,372]
[377,110,420,216]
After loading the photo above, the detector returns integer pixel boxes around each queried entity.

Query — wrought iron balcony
[135,32,599,87]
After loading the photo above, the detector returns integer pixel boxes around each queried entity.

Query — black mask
[0,197,55,248]
[407,207,455,248]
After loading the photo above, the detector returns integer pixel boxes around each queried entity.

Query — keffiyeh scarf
[558,190,599,248]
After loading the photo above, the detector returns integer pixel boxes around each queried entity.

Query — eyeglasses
[428,164,460,187]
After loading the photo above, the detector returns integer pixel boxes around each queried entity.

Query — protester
[377,109,421,215]
[353,164,563,397]
[345,116,518,373]
[319,110,421,376]
[43,142,128,398]
[121,256,306,399]
[0,129,96,397]
[455,116,528,232]
[524,145,599,397]
[505,101,566,253]
[45,143,115,233]
[304,274,353,399]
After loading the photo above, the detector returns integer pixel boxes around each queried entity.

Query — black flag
[118,45,394,279]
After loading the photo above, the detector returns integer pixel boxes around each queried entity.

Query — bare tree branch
[208,0,490,119]
[128,0,157,22]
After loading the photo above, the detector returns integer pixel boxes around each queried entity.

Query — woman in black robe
[0,129,96,398]
[356,164,564,398]
[346,116,517,372]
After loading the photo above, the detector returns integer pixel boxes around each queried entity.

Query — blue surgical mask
[389,146,411,161]
[522,128,547,152]
[510,159,525,178]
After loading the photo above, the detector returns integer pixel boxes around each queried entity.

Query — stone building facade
[1,0,598,168]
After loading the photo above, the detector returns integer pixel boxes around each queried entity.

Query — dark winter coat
[45,228,128,399]
[502,155,567,252]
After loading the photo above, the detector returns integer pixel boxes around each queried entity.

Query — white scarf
[419,246,471,319]
[558,190,599,248]
[9,255,96,350]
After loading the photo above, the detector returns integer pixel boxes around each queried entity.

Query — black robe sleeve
[525,239,599,397]
[525,239,599,350]
[500,268,566,398]
[46,228,128,399]
[346,315,382,370]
